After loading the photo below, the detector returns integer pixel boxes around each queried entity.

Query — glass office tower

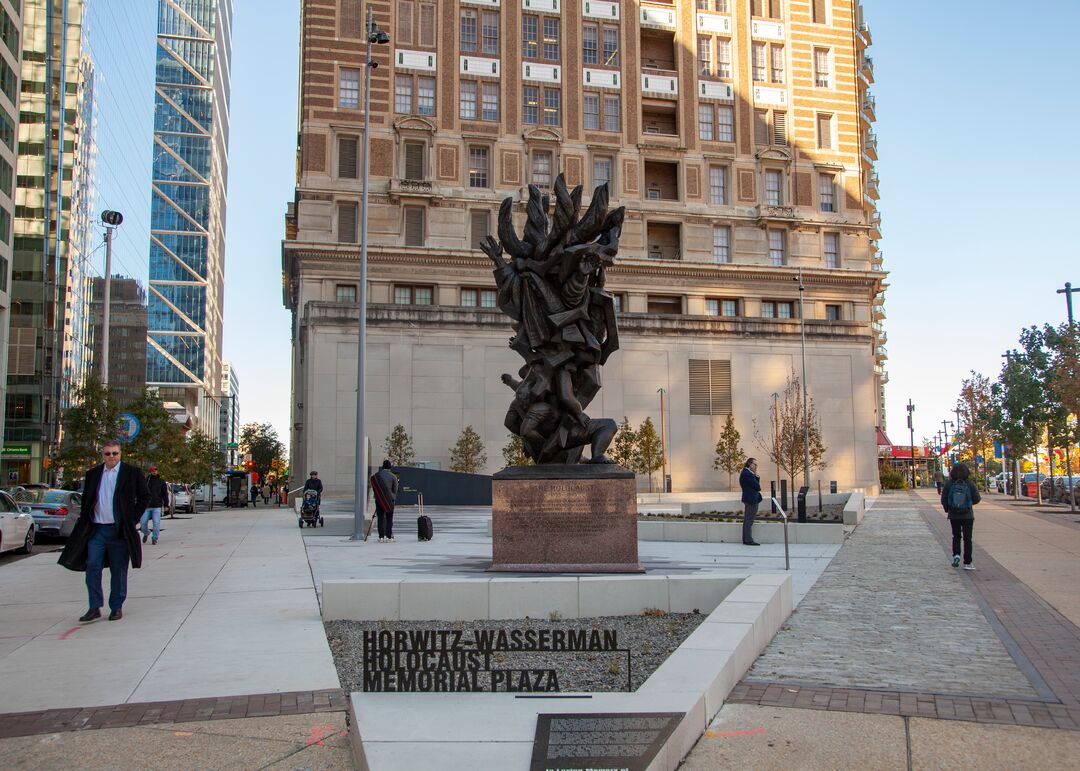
[147,0,233,429]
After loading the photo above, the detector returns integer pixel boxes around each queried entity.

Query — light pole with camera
[353,7,391,540]
[100,210,123,385]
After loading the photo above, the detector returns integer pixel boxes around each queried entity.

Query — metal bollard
[771,497,790,571]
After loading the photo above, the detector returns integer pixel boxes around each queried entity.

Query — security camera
[371,60,379,68]
[372,30,390,44]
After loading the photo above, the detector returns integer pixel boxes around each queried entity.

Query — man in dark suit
[739,457,762,546]
[59,440,149,622]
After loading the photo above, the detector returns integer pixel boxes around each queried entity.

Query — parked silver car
[0,490,35,555]
[27,489,81,538]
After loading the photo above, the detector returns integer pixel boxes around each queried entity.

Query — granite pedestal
[489,464,643,573]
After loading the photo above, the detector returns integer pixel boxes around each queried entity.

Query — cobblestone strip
[727,682,1080,730]
[0,689,349,740]
[917,493,1080,708]
[747,496,1038,698]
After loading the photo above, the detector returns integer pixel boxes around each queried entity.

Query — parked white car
[0,490,35,555]
[170,483,194,514]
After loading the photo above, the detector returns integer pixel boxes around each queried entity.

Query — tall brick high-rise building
[283,0,885,494]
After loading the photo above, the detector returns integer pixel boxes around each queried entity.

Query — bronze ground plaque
[490,465,643,573]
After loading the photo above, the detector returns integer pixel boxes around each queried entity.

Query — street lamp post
[99,210,123,385]
[352,7,391,541]
[796,269,810,487]
[906,400,915,489]
[657,388,667,494]
[941,419,954,474]
[1056,283,1077,511]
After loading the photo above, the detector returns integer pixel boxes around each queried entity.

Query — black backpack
[949,481,973,512]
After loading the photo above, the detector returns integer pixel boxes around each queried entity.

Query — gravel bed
[640,504,844,523]
[326,612,707,693]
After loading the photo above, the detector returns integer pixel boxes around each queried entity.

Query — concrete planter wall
[638,519,844,544]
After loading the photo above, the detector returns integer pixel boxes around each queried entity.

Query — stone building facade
[283,0,885,495]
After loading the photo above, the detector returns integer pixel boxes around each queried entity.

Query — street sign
[118,413,141,443]
[993,440,1004,459]
[226,442,239,449]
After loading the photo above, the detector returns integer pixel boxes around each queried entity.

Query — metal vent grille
[689,359,732,415]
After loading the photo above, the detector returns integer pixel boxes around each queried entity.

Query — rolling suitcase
[416,493,432,541]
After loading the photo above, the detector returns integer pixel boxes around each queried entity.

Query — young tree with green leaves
[752,370,827,491]
[992,331,1051,496]
[633,417,664,492]
[383,424,416,466]
[450,426,487,473]
[500,433,533,467]
[609,417,637,471]
[713,414,746,490]
[120,388,188,481]
[55,374,122,482]
[239,423,286,481]
[954,372,995,488]
[175,430,227,501]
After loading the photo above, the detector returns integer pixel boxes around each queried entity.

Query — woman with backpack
[941,462,981,570]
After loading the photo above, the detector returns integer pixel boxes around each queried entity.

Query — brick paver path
[736,492,1080,730]
[0,689,348,740]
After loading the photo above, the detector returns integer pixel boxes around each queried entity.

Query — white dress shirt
[93,464,120,524]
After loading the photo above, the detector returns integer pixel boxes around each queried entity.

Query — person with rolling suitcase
[370,459,399,543]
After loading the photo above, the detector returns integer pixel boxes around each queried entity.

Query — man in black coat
[59,440,150,622]
[739,457,762,546]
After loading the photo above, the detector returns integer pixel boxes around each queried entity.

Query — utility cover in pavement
[530,712,683,771]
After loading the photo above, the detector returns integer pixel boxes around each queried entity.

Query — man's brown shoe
[108,609,123,621]
[79,609,101,623]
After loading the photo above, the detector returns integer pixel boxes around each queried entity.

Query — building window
[397,0,437,47]
[463,81,500,121]
[395,75,412,114]
[395,285,434,305]
[709,166,727,205]
[470,210,490,249]
[523,14,560,61]
[817,113,833,150]
[543,17,560,60]
[752,42,766,82]
[824,232,840,269]
[338,136,359,179]
[481,83,499,121]
[584,94,600,130]
[819,173,836,212]
[812,0,827,24]
[482,11,500,54]
[697,37,712,76]
[339,68,360,109]
[770,44,785,84]
[593,156,613,191]
[647,295,682,314]
[395,75,436,115]
[523,86,538,124]
[531,150,554,190]
[755,109,786,146]
[417,77,436,116]
[461,288,497,307]
[603,96,620,132]
[761,300,794,319]
[825,304,841,321]
[337,201,358,243]
[705,299,738,317]
[688,359,732,415]
[460,9,478,51]
[543,88,561,126]
[603,26,619,66]
[404,207,425,246]
[712,226,730,263]
[765,170,782,205]
[0,157,11,197]
[404,142,425,180]
[699,104,734,142]
[336,284,358,303]
[460,82,477,119]
[768,229,785,266]
[611,293,625,313]
[751,0,783,19]
[468,146,490,188]
[586,93,619,132]
[814,48,831,88]
[584,24,600,65]
[697,0,731,9]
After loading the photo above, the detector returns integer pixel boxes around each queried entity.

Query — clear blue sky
[868,0,1080,445]
[87,0,1079,455]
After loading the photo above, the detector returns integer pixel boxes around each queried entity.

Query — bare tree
[753,370,827,491]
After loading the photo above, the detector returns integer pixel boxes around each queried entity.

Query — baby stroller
[299,489,324,528]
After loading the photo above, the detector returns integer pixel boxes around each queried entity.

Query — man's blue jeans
[140,507,162,543]
[86,523,129,612]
